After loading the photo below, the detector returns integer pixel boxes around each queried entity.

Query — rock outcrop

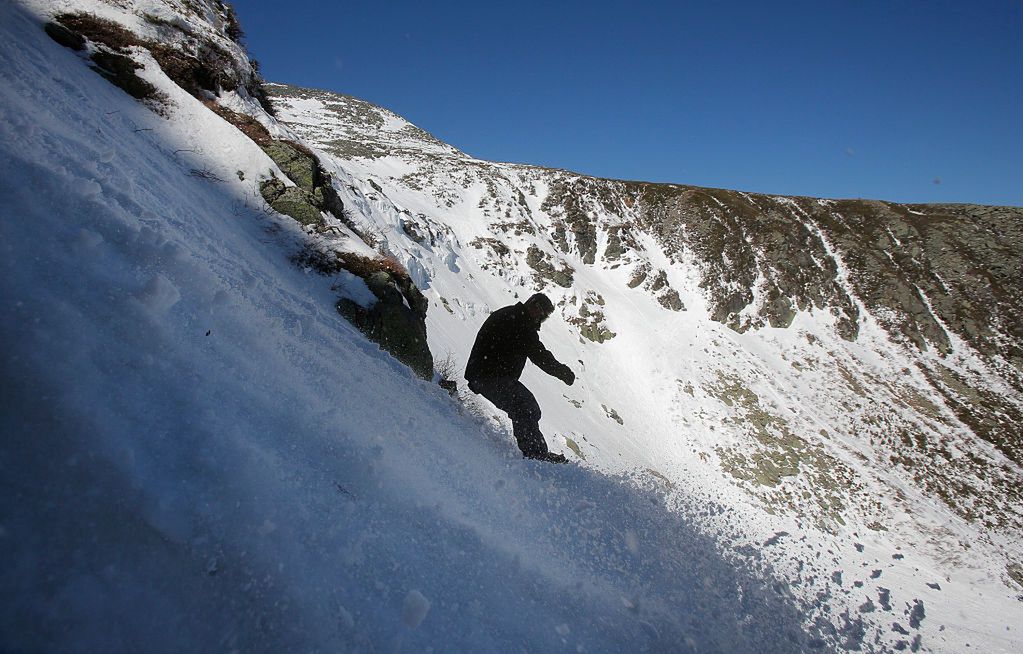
[336,270,433,381]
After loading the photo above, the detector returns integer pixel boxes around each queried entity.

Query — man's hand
[558,366,575,386]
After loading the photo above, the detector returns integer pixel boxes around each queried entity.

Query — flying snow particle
[78,178,102,198]
[72,228,104,252]
[136,274,181,313]
[624,529,640,555]
[337,604,355,630]
[402,590,430,629]
[555,623,571,637]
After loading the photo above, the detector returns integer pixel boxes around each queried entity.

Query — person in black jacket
[465,293,575,462]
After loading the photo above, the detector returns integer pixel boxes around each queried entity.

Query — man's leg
[476,379,549,459]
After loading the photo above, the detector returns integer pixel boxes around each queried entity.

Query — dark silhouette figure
[466,293,575,462]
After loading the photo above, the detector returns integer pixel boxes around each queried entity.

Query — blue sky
[232,0,1022,206]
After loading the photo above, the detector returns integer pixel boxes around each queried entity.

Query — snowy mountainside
[2,0,1021,651]
[1,1,831,652]
[268,82,1023,651]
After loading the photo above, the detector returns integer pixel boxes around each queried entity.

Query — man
[465,293,575,463]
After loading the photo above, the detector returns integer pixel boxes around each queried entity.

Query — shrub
[337,251,410,281]
[54,12,143,51]
[222,2,244,43]
[44,22,86,50]
[89,50,168,112]
[293,249,410,283]
[202,100,272,145]
[149,42,238,97]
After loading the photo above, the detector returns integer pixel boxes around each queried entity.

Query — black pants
[469,377,549,459]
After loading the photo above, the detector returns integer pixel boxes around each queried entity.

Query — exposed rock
[337,269,433,380]
[658,289,684,312]
[1008,563,1023,589]
[603,227,625,261]
[541,177,620,264]
[648,270,668,292]
[564,436,586,460]
[568,292,615,343]
[313,179,346,219]
[259,177,322,226]
[709,372,854,530]
[627,263,650,288]
[401,218,428,245]
[578,322,616,343]
[602,404,624,425]
[526,245,574,288]
[471,237,510,258]
[919,363,1023,466]
[765,291,795,328]
[262,141,319,191]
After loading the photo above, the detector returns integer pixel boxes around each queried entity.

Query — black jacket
[465,303,572,385]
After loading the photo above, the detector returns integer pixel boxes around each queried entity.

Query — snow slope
[268,80,1023,654]
[4,0,1022,652]
[1,2,830,652]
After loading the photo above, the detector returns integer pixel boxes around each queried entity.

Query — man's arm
[526,337,575,385]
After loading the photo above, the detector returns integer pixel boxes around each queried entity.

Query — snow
[1,1,826,652]
[269,83,1023,654]
[3,0,1022,652]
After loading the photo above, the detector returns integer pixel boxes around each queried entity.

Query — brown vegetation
[54,12,144,50]
[202,100,271,145]
[293,249,410,283]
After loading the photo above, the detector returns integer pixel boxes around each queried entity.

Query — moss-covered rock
[262,141,318,191]
[271,187,322,225]
[259,177,322,226]
[337,270,433,380]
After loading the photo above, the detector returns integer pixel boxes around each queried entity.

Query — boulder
[262,141,318,191]
[259,178,321,226]
[338,270,433,380]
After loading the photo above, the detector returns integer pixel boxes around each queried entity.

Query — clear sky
[231,0,1022,206]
